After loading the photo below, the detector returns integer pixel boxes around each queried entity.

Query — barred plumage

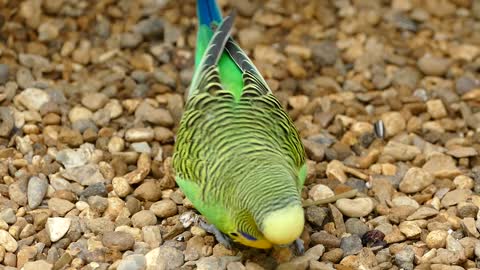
[173,0,306,249]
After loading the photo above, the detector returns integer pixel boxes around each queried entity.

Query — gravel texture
[1,0,480,269]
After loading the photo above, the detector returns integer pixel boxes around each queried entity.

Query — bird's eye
[240,231,257,241]
[230,232,238,237]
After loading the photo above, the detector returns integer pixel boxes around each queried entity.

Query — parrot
[173,0,307,251]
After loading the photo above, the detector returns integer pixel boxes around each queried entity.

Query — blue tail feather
[197,0,223,26]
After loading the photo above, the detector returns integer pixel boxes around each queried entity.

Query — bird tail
[197,0,223,26]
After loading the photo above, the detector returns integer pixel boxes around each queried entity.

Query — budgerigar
[173,0,307,250]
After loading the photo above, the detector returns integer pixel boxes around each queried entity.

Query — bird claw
[199,219,233,249]
[294,238,305,255]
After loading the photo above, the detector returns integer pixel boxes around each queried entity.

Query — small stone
[395,246,415,270]
[306,206,328,227]
[417,55,451,76]
[135,102,174,127]
[117,254,147,270]
[102,231,135,251]
[426,99,448,119]
[61,164,105,186]
[441,189,472,207]
[150,200,178,218]
[303,139,325,161]
[142,225,162,248]
[108,136,125,153]
[48,198,75,216]
[145,246,184,270]
[0,208,16,224]
[45,217,71,242]
[383,141,421,161]
[407,206,439,220]
[321,248,343,263]
[399,221,422,238]
[423,154,461,178]
[345,218,369,236]
[462,217,480,237]
[68,106,93,123]
[132,210,157,228]
[27,176,48,209]
[130,142,152,154]
[86,217,115,234]
[392,196,420,209]
[311,231,341,248]
[23,260,53,270]
[55,148,89,168]
[308,184,334,201]
[426,230,448,249]
[112,177,132,197]
[457,202,478,218]
[125,127,155,142]
[120,32,144,48]
[340,234,363,256]
[135,180,163,201]
[81,93,108,111]
[16,88,50,110]
[0,64,9,84]
[447,146,478,158]
[381,112,406,137]
[0,230,17,252]
[0,107,14,137]
[335,198,374,218]
[399,167,434,193]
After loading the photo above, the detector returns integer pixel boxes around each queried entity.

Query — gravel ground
[1,0,480,269]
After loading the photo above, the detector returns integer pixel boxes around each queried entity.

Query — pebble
[398,221,422,238]
[381,112,406,137]
[0,64,9,84]
[131,210,157,228]
[0,230,17,252]
[0,208,16,224]
[423,154,461,178]
[340,235,363,256]
[125,127,155,142]
[48,197,75,216]
[68,106,93,123]
[407,206,439,220]
[55,148,89,168]
[308,184,334,201]
[61,164,105,186]
[150,199,178,218]
[0,107,14,137]
[134,181,162,201]
[145,246,184,270]
[23,260,53,270]
[27,176,48,209]
[392,196,420,209]
[45,217,71,242]
[426,230,448,248]
[383,141,421,161]
[81,93,109,111]
[335,198,374,217]
[441,189,472,207]
[417,55,451,76]
[306,206,328,227]
[345,218,369,236]
[102,231,135,251]
[117,254,147,270]
[112,177,133,197]
[86,217,115,234]
[395,246,415,270]
[15,88,50,110]
[399,167,434,193]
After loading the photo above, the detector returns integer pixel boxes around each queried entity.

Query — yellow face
[228,231,273,249]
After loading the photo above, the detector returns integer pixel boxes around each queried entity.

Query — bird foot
[293,238,305,255]
[199,219,233,249]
